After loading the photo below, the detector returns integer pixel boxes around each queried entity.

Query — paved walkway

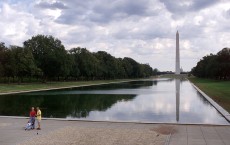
[169,125,230,145]
[0,117,229,145]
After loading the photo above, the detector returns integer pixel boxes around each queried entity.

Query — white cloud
[0,0,230,71]
[0,3,41,45]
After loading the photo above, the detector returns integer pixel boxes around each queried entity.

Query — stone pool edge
[0,116,229,126]
[190,82,230,123]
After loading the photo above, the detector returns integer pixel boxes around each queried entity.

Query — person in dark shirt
[29,107,36,129]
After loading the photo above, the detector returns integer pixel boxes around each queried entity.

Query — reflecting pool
[0,78,229,124]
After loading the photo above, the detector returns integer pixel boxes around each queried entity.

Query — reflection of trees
[128,81,156,88]
[0,80,157,118]
[0,94,44,117]
[0,94,136,118]
[179,78,187,82]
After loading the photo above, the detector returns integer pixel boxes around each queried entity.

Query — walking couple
[29,107,42,130]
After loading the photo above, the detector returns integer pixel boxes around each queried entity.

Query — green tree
[1,35,156,82]
[9,46,38,83]
[69,47,99,80]
[68,49,80,80]
[139,64,153,77]
[152,68,159,76]
[0,42,7,77]
[24,35,70,80]
[217,48,230,79]
[116,58,127,78]
[191,48,230,80]
[122,57,141,78]
[94,51,120,79]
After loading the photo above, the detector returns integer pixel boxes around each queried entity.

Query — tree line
[0,35,155,83]
[191,48,230,80]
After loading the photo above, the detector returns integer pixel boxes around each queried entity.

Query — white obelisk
[175,31,180,74]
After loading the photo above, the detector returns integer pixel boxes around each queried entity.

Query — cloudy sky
[0,0,230,71]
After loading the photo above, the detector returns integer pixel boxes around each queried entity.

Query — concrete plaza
[0,117,229,145]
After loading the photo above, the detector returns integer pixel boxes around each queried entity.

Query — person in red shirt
[29,107,36,129]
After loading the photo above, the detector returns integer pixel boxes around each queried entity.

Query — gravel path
[0,118,167,145]
[18,126,166,145]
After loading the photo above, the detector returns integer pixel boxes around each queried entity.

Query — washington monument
[175,31,180,74]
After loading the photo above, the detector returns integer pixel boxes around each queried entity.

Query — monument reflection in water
[0,79,229,124]
[176,79,180,122]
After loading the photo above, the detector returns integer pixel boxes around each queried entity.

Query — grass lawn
[189,77,230,113]
[0,79,135,94]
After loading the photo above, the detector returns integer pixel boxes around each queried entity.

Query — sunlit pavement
[0,117,229,145]
[168,125,230,145]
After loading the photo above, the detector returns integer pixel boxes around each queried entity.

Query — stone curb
[0,116,230,126]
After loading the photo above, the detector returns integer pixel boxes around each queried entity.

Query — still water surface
[0,78,228,124]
